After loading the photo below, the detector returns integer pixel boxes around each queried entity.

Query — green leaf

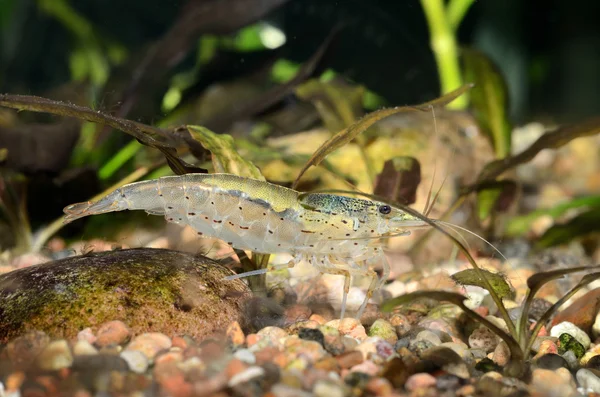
[536,206,600,249]
[462,48,512,158]
[292,84,474,189]
[451,268,515,300]
[186,125,265,180]
[506,195,600,237]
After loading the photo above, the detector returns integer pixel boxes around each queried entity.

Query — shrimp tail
[63,191,123,224]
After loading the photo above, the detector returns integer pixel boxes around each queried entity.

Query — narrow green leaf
[476,180,518,220]
[292,84,473,189]
[186,125,264,180]
[536,207,600,249]
[452,268,515,300]
[506,195,600,237]
[462,48,512,158]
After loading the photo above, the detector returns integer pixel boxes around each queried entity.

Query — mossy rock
[0,248,250,343]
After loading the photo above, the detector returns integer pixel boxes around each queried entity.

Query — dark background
[1,0,599,124]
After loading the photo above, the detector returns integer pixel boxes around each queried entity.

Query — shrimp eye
[378,205,392,215]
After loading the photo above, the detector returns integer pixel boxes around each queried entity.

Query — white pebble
[228,366,265,387]
[577,368,600,393]
[73,340,98,356]
[120,350,149,373]
[233,348,256,364]
[550,321,591,349]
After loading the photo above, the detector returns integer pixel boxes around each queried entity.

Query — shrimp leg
[224,258,298,280]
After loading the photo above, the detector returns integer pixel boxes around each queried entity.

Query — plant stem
[446,0,476,32]
[420,0,468,109]
[31,166,149,252]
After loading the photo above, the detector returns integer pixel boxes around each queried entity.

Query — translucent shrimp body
[64,173,426,318]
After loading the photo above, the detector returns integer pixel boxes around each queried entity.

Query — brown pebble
[313,356,340,372]
[198,340,225,362]
[126,333,172,360]
[336,350,364,369]
[5,371,26,391]
[6,331,50,369]
[365,377,393,396]
[309,314,327,324]
[255,346,281,365]
[246,333,259,347]
[405,373,437,391]
[225,358,249,379]
[284,304,312,324]
[226,321,245,346]
[155,351,183,366]
[96,320,131,347]
[172,336,189,350]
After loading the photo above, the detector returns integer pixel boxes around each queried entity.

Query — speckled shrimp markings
[63,173,427,319]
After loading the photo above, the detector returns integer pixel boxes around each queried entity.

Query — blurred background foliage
[1,0,599,260]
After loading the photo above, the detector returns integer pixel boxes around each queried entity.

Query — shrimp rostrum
[64,173,427,319]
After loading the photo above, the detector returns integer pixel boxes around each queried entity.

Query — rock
[550,321,591,350]
[95,320,130,347]
[593,312,600,339]
[577,368,600,393]
[535,353,569,370]
[0,248,250,342]
[532,339,558,360]
[336,350,363,369]
[562,350,579,370]
[73,340,98,356]
[228,366,265,387]
[415,330,442,346]
[283,336,327,363]
[120,350,149,373]
[405,373,437,391]
[368,319,398,344]
[421,346,470,379]
[298,328,325,347]
[349,359,380,376]
[468,326,500,353]
[77,328,96,344]
[126,332,172,360]
[557,333,586,359]
[313,379,346,397]
[531,368,577,397]
[233,348,256,364]
[325,318,367,340]
[36,339,73,371]
[439,342,471,360]
[255,326,288,349]
[586,354,600,369]
[389,313,412,337]
[226,321,245,347]
[552,288,600,335]
[5,330,50,369]
[492,341,511,366]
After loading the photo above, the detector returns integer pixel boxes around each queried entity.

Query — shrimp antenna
[433,220,509,264]
[423,105,438,216]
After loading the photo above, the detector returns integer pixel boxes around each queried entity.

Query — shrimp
[63,173,427,319]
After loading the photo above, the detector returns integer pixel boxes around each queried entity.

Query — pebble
[531,367,577,397]
[95,320,131,347]
[405,373,437,391]
[532,339,559,360]
[77,328,97,344]
[354,337,381,361]
[226,321,245,347]
[365,377,393,396]
[492,341,511,366]
[228,366,265,387]
[36,340,74,371]
[120,350,149,373]
[336,351,364,369]
[6,331,50,369]
[349,360,380,376]
[535,353,569,370]
[325,318,367,341]
[439,342,471,360]
[389,313,412,337]
[415,330,442,346]
[284,336,327,363]
[313,379,345,397]
[562,350,579,370]
[576,368,600,393]
[233,348,256,364]
[468,326,500,353]
[368,319,398,344]
[550,321,591,349]
[593,311,600,339]
[298,328,325,347]
[256,326,288,349]
[309,314,327,325]
[126,333,172,360]
[73,340,98,356]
